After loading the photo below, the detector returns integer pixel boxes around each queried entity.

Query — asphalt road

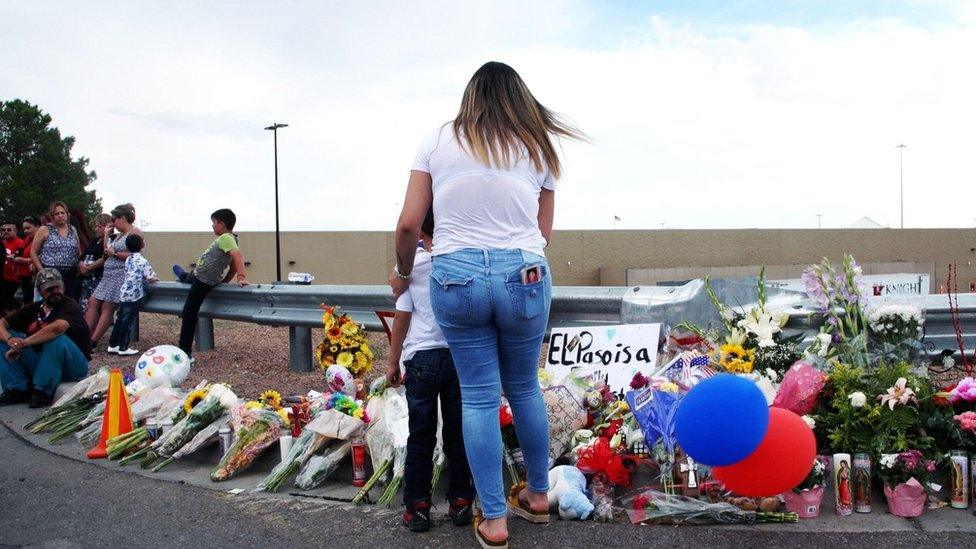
[2,423,976,548]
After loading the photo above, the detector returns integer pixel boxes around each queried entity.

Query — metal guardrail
[141,280,976,373]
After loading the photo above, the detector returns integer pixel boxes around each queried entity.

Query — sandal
[473,512,508,549]
[507,482,550,524]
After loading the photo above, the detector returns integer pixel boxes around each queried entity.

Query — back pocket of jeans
[430,271,474,321]
[506,265,549,320]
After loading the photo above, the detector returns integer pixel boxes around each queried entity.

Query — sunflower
[716,343,755,374]
[259,389,283,409]
[184,388,209,413]
[327,326,343,343]
[244,400,264,410]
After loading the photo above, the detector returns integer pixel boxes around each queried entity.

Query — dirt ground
[88,313,390,399]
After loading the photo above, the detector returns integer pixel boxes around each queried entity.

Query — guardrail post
[196,318,215,351]
[289,326,314,372]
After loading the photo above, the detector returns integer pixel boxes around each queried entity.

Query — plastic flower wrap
[867,304,923,345]
[625,388,681,476]
[577,437,635,521]
[211,405,284,481]
[314,305,374,377]
[295,442,352,490]
[771,362,826,416]
[377,387,410,506]
[144,383,238,467]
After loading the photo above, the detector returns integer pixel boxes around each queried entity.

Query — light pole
[897,143,907,229]
[264,123,288,282]
[816,214,822,229]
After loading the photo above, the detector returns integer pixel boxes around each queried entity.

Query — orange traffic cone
[87,368,134,459]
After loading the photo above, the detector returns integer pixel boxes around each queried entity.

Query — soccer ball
[134,345,192,388]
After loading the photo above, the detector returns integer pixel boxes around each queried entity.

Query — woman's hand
[389,270,409,299]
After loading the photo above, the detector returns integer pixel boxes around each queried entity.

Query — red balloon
[711,408,816,497]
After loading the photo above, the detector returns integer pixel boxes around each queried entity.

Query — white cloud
[3,1,974,231]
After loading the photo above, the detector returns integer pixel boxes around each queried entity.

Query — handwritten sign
[546,323,661,392]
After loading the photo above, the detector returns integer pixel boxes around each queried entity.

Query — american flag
[680,351,716,385]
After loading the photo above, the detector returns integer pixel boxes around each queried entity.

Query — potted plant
[783,457,827,518]
[877,450,936,518]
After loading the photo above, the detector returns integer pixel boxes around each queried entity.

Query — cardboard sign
[546,323,661,392]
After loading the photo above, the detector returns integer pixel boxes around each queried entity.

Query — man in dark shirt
[0,268,91,408]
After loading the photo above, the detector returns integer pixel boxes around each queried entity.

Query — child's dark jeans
[403,347,475,506]
[108,299,142,351]
[177,273,216,357]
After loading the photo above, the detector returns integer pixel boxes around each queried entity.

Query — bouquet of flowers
[621,490,798,524]
[295,442,351,490]
[314,305,374,377]
[137,384,238,469]
[376,387,409,507]
[878,450,937,488]
[211,405,284,481]
[258,422,330,492]
[801,256,870,367]
[868,304,923,346]
[152,413,232,472]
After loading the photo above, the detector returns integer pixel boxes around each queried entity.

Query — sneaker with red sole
[402,501,432,532]
[448,497,473,527]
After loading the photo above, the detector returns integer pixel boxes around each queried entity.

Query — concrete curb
[3,404,975,534]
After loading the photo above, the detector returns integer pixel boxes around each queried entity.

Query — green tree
[0,99,100,226]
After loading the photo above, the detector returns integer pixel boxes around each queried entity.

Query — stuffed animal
[547,465,594,520]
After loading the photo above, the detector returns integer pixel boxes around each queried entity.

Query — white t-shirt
[395,248,448,369]
[411,124,555,257]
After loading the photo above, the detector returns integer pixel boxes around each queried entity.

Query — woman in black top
[78,213,113,314]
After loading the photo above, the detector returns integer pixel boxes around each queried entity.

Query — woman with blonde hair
[390,61,585,548]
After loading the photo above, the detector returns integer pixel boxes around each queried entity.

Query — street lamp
[897,144,907,229]
[264,122,288,282]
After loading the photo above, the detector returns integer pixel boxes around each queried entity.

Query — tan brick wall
[140,229,976,289]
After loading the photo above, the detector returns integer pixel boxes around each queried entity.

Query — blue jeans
[429,248,552,519]
[402,348,474,506]
[0,332,89,396]
[109,300,141,350]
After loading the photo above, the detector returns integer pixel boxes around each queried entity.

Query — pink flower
[950,377,976,403]
[878,377,918,410]
[954,411,976,432]
[925,461,937,473]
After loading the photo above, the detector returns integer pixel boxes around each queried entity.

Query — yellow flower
[277,408,291,426]
[538,369,553,386]
[341,322,359,336]
[337,352,354,368]
[659,381,680,393]
[184,389,208,413]
[716,344,755,374]
[259,389,282,409]
[244,400,264,410]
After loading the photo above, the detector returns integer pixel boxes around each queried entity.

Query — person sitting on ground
[2,222,29,300]
[18,216,42,301]
[107,234,158,356]
[173,208,248,358]
[1,297,23,317]
[385,208,475,533]
[0,269,91,408]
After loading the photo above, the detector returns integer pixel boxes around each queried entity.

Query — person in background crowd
[19,216,41,301]
[87,205,139,350]
[173,208,248,358]
[78,213,113,314]
[391,61,585,548]
[1,297,22,317]
[30,202,82,301]
[107,234,157,355]
[2,222,29,300]
[0,268,91,408]
[68,208,92,253]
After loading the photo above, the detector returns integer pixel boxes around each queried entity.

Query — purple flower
[925,461,937,473]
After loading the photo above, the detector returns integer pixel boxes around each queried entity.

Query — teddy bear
[547,465,595,520]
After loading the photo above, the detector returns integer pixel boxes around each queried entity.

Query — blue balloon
[675,374,769,466]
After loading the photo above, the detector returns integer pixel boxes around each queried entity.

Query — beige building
[142,229,976,291]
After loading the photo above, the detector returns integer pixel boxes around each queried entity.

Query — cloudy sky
[3,1,974,231]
